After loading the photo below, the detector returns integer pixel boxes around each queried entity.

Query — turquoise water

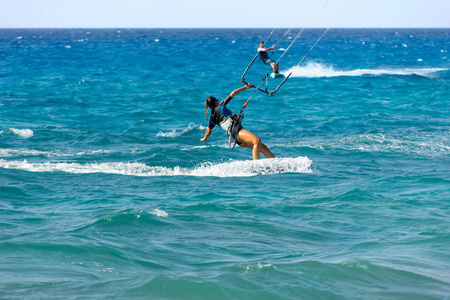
[1,28,449,299]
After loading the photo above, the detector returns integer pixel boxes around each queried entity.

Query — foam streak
[283,62,446,78]
[0,157,313,177]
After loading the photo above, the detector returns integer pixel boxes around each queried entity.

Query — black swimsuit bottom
[230,122,243,145]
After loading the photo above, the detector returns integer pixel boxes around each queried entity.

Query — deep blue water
[1,28,449,299]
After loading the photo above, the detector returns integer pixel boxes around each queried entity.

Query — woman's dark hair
[205,96,218,121]
[206,96,218,109]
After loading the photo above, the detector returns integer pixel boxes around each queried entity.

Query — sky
[0,0,448,28]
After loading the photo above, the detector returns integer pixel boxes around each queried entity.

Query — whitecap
[157,123,206,138]
[0,148,110,158]
[0,128,34,138]
[181,145,211,151]
[0,149,52,158]
[245,262,276,272]
[322,133,450,156]
[150,209,168,217]
[75,150,110,156]
[156,130,177,137]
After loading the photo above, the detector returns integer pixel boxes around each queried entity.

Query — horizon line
[0,26,449,29]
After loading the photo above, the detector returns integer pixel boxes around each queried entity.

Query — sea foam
[149,209,169,217]
[157,123,206,138]
[0,156,313,177]
[0,148,110,158]
[283,62,446,78]
[0,128,34,138]
[287,133,450,156]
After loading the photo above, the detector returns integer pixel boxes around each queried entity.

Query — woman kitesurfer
[200,83,275,160]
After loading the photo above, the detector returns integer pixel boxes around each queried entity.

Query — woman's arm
[229,83,253,98]
[200,127,212,141]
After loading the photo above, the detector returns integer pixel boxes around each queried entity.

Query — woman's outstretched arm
[229,83,253,98]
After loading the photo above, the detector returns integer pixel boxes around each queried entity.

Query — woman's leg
[236,129,275,160]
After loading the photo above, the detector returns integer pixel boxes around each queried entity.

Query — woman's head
[206,96,218,109]
[205,96,218,120]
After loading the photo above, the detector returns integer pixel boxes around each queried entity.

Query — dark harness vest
[258,50,269,62]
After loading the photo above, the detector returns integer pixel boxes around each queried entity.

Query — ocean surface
[0,28,449,299]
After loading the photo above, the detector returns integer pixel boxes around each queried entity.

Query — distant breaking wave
[283,62,447,78]
[0,156,313,177]
[0,128,34,138]
[0,148,110,158]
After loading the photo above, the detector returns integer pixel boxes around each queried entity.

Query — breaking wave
[0,128,34,138]
[0,156,313,177]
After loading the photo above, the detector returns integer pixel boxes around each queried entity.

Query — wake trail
[0,156,313,177]
[283,62,447,78]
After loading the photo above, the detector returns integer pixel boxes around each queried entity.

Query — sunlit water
[1,28,449,299]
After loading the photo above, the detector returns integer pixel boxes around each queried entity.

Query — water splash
[283,62,446,78]
[0,156,313,177]
[157,123,206,138]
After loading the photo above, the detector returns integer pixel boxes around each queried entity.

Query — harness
[258,50,269,62]
[219,113,242,150]
[219,116,234,136]
[219,114,241,137]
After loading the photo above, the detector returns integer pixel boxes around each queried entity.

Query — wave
[283,62,447,78]
[181,144,229,151]
[101,208,169,221]
[0,156,313,177]
[156,123,206,138]
[149,208,168,217]
[0,148,110,158]
[0,128,34,138]
[337,134,450,155]
[279,133,450,156]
